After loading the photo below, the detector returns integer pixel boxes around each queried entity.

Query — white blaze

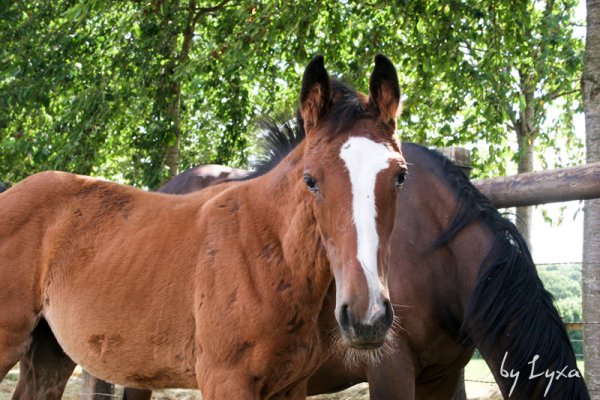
[339,136,397,323]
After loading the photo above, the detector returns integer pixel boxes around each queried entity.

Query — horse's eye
[303,174,319,192]
[395,171,407,188]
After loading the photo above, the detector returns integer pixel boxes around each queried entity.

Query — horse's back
[158,165,246,194]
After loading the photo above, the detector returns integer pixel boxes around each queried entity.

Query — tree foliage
[538,264,583,322]
[537,263,584,358]
[0,0,584,189]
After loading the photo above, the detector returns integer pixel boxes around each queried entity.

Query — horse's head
[300,55,405,349]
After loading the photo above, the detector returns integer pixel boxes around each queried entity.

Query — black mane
[417,145,587,399]
[242,115,305,181]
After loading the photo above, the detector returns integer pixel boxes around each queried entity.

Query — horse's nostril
[339,303,353,331]
[382,299,394,330]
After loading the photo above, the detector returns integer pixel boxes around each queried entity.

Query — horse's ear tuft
[368,54,401,128]
[300,55,331,132]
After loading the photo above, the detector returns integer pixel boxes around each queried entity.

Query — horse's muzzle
[337,299,393,349]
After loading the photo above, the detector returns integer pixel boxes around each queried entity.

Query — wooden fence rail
[473,162,600,208]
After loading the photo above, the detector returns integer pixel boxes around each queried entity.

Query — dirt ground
[0,365,369,400]
[1,364,500,399]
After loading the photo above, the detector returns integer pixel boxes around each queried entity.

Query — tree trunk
[160,0,208,180]
[154,1,181,181]
[516,132,534,247]
[165,136,181,178]
[583,0,600,397]
[165,79,181,179]
[514,78,536,248]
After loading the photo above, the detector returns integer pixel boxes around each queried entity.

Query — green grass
[464,357,585,399]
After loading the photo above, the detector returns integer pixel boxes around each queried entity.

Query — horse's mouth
[338,322,390,350]
[341,333,386,350]
[347,340,385,350]
[332,332,396,368]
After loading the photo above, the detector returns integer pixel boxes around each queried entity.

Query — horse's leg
[450,370,467,400]
[415,368,463,400]
[81,371,115,400]
[123,387,152,400]
[0,291,40,382]
[81,374,153,400]
[0,231,47,382]
[12,319,76,400]
[366,347,416,400]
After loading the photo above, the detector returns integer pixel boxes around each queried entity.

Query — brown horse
[117,134,588,399]
[157,164,246,195]
[88,122,589,399]
[309,141,589,399]
[0,55,407,399]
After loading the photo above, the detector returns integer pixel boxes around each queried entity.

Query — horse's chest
[196,310,324,397]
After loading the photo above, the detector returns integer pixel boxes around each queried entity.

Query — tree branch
[194,0,233,23]
[546,88,580,101]
[507,106,519,131]
[180,0,198,62]
[180,0,232,62]
[179,0,233,61]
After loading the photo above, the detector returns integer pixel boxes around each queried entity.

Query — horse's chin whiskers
[391,315,406,332]
[328,327,398,370]
[391,302,413,309]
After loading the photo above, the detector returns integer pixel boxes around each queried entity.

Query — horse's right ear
[368,54,401,127]
[300,55,331,131]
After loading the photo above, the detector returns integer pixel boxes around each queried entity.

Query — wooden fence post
[438,147,472,178]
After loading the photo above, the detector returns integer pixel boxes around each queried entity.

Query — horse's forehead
[339,136,401,172]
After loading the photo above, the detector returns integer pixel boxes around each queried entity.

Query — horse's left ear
[300,55,331,131]
[368,54,402,127]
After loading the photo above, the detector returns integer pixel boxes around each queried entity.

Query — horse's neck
[244,145,333,306]
[413,166,494,319]
[446,218,494,312]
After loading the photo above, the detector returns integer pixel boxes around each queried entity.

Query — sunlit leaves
[0,0,583,188]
